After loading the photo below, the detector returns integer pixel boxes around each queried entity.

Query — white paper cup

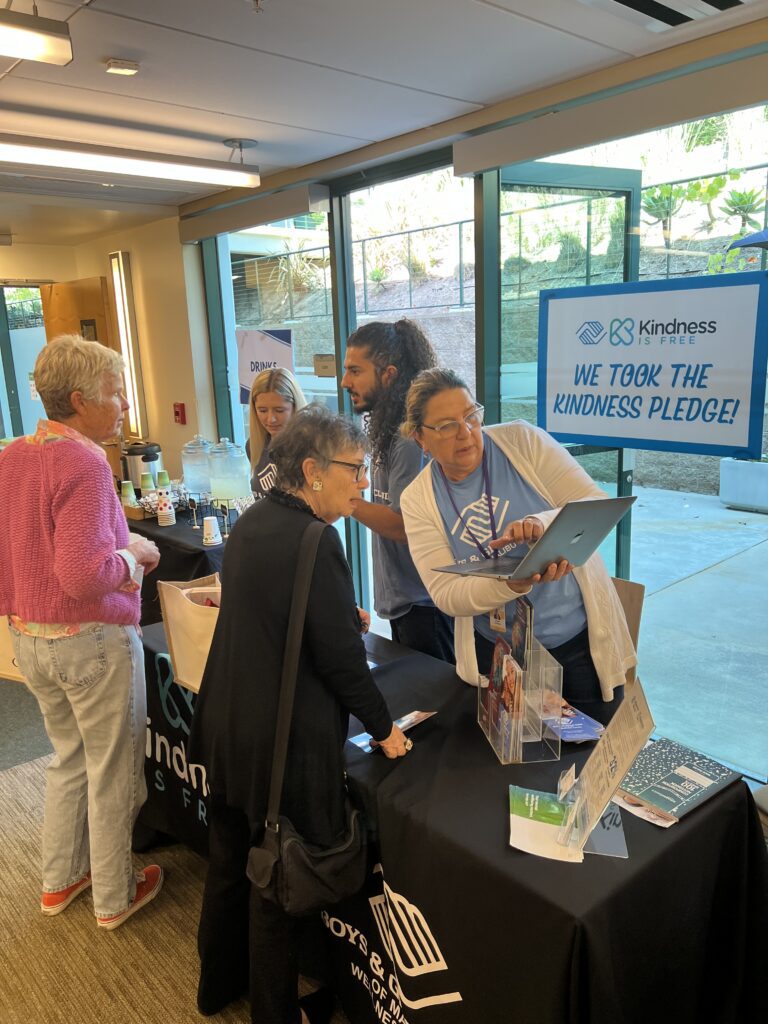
[202,515,222,546]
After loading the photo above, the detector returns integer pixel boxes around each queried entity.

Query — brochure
[508,786,585,863]
[543,695,604,743]
[348,710,436,754]
[508,680,654,861]
[614,737,741,824]
[480,626,528,763]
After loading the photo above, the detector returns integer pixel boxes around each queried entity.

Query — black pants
[475,627,623,727]
[390,604,455,663]
[197,799,326,1024]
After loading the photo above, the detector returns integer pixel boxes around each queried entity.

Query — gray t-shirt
[371,435,433,619]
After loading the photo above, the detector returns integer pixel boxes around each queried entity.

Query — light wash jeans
[11,623,147,917]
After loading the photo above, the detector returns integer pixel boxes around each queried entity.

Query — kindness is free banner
[538,273,768,457]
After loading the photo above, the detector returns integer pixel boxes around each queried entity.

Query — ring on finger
[404,738,413,752]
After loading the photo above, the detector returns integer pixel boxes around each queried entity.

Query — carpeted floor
[0,756,348,1024]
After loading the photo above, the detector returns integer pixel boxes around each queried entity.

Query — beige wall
[73,219,215,477]
[0,243,77,283]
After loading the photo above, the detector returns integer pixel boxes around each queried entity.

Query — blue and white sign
[538,273,768,458]
[236,328,293,404]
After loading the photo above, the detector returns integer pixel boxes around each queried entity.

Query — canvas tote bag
[157,573,221,693]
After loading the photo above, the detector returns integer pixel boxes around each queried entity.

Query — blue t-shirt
[371,436,433,619]
[432,433,587,648]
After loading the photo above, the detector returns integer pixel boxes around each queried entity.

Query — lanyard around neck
[438,449,497,560]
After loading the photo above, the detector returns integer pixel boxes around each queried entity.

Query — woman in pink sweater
[0,335,164,930]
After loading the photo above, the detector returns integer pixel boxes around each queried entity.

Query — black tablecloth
[137,625,768,1024]
[333,656,768,1024]
[130,511,225,624]
[135,621,209,855]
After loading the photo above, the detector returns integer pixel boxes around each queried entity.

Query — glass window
[229,213,337,443]
[0,286,47,437]
[503,103,768,780]
[348,167,476,389]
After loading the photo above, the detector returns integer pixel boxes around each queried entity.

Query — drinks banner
[538,272,768,457]
[236,328,293,404]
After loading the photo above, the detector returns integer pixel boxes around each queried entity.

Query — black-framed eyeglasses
[329,459,369,483]
[421,405,484,440]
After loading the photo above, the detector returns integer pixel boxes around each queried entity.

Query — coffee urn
[122,442,164,492]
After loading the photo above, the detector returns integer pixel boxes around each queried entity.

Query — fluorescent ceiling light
[0,134,261,188]
[0,9,73,66]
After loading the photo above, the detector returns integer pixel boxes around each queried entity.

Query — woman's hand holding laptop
[488,515,574,592]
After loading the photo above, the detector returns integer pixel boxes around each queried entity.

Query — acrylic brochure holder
[477,634,563,765]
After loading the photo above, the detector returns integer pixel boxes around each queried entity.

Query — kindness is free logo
[609,318,635,345]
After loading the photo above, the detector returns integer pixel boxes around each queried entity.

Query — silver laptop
[436,496,636,581]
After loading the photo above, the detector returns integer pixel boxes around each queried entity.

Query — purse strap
[264,518,326,833]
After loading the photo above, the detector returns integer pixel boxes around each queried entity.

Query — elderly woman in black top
[189,405,407,1024]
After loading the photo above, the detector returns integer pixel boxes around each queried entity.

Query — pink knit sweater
[0,430,139,626]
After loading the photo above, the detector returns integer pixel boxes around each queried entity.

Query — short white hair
[34,335,125,421]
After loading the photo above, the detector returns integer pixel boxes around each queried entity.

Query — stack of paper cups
[156,470,176,526]
[120,480,139,507]
[202,515,222,546]
[140,471,156,498]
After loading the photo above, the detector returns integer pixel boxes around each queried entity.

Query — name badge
[490,606,506,633]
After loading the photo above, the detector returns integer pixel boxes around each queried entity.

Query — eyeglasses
[329,459,369,483]
[420,405,484,440]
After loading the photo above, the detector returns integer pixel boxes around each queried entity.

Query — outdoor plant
[683,175,733,233]
[641,184,686,248]
[555,230,586,273]
[368,265,387,284]
[274,241,325,293]
[707,239,760,276]
[682,115,727,153]
[720,188,766,231]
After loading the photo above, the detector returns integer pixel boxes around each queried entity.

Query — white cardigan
[400,422,637,699]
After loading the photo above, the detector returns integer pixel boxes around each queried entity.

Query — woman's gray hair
[34,334,125,422]
[401,367,471,437]
[270,403,367,490]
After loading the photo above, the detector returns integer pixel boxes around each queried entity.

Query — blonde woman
[247,367,307,498]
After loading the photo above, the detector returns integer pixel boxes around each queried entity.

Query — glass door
[499,162,641,575]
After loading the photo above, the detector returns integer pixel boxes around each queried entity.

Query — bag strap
[264,518,326,832]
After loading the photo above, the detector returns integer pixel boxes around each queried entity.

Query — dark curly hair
[346,319,437,464]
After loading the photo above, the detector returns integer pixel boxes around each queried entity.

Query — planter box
[719,458,768,514]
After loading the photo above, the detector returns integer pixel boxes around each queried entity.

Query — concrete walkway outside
[631,487,768,782]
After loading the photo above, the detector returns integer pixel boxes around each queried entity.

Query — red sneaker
[41,872,92,916]
[96,865,164,931]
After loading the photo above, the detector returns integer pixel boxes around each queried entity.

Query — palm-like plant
[641,185,686,248]
[720,188,766,232]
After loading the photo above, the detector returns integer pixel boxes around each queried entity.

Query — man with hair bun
[341,319,453,661]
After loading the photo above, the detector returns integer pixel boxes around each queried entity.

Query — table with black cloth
[129,510,225,624]
[137,625,768,1024]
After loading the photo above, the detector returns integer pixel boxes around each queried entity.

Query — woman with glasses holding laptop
[399,368,636,725]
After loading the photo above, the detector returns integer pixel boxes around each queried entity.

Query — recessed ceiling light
[105,58,140,76]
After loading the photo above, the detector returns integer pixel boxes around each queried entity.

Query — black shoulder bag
[246,519,368,916]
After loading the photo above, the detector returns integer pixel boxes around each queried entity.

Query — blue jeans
[11,623,147,917]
